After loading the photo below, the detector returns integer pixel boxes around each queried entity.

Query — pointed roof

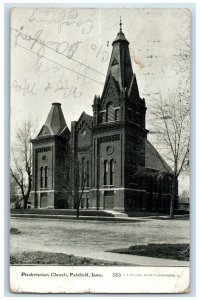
[37,103,68,137]
[105,20,133,91]
[128,73,140,99]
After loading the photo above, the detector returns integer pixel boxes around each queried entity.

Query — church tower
[30,103,70,209]
[91,19,148,211]
[93,18,147,129]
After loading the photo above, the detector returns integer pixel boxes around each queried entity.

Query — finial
[119,16,122,32]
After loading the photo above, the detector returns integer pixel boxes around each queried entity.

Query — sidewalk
[10,213,189,222]
[10,213,149,222]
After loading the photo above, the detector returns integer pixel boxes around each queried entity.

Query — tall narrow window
[77,161,80,187]
[81,157,85,187]
[99,112,105,123]
[40,167,43,188]
[86,161,90,187]
[44,166,48,188]
[115,109,120,121]
[104,160,108,185]
[110,159,114,185]
[106,103,114,122]
[127,109,133,121]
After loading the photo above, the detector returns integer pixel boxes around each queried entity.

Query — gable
[128,74,140,101]
[76,112,93,149]
[100,73,120,108]
[37,125,51,137]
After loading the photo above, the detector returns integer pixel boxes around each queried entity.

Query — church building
[30,22,178,213]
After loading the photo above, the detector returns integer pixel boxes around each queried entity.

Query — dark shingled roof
[106,29,133,91]
[145,139,173,174]
[37,103,68,137]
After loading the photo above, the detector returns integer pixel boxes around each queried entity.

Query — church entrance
[104,191,114,209]
[40,193,47,208]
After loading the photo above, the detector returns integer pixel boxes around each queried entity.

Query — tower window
[104,160,108,185]
[114,109,120,121]
[128,109,133,121]
[99,112,105,123]
[106,103,114,122]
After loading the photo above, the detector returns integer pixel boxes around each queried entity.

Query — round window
[106,145,114,155]
[42,155,47,162]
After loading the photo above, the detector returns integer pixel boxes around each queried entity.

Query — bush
[108,243,190,261]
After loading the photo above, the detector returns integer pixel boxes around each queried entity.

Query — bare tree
[10,173,20,207]
[56,147,89,219]
[146,24,190,217]
[10,119,37,209]
[148,93,189,218]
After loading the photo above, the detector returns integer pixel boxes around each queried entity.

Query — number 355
[112,273,121,277]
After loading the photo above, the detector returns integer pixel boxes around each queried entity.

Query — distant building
[30,23,178,212]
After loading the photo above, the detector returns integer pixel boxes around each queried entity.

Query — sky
[10,7,190,191]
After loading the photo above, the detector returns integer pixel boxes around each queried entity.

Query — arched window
[40,167,43,188]
[110,159,114,185]
[99,112,105,123]
[114,109,120,121]
[44,166,48,188]
[106,103,114,122]
[104,160,108,185]
[86,161,90,187]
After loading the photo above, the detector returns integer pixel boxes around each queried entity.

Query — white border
[1,1,199,299]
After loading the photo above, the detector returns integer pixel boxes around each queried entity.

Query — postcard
[10,7,190,293]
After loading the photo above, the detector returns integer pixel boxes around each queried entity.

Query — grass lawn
[10,251,124,266]
[108,243,190,261]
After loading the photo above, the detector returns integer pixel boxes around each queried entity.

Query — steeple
[106,18,133,90]
[119,16,122,32]
[45,103,67,135]
[98,21,145,128]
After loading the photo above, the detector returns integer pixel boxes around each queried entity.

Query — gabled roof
[76,111,93,128]
[145,139,173,174]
